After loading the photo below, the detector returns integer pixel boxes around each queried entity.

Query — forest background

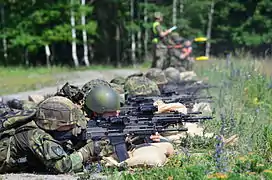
[1,0,272,68]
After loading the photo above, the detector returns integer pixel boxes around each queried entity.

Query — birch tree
[45,45,51,67]
[130,0,136,66]
[172,0,177,26]
[205,0,215,57]
[70,0,79,67]
[81,0,90,66]
[1,5,7,64]
[143,0,148,59]
[179,0,184,14]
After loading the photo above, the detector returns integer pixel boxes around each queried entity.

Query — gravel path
[1,69,141,101]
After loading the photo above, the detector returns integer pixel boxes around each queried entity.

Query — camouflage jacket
[0,121,84,174]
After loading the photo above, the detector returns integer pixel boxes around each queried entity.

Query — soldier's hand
[150,132,161,142]
[78,140,98,162]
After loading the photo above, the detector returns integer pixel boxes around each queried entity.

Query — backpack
[0,102,36,133]
[0,102,37,172]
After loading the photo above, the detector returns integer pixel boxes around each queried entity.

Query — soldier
[145,68,168,92]
[163,67,181,84]
[151,12,172,69]
[124,75,161,96]
[83,85,174,166]
[0,96,111,174]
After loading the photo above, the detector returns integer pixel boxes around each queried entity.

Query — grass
[0,64,148,95]
[78,56,272,180]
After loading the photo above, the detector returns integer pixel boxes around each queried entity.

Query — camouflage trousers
[169,57,194,72]
[152,43,168,69]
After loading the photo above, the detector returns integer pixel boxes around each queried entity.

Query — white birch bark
[143,0,148,58]
[172,0,177,26]
[45,45,51,67]
[81,0,90,66]
[131,0,136,66]
[1,6,7,61]
[205,0,215,57]
[70,0,79,67]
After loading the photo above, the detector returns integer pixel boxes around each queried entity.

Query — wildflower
[167,176,174,180]
[263,169,272,173]
[257,163,264,167]
[237,156,246,162]
[207,172,228,179]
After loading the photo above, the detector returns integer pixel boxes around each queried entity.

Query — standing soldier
[151,12,174,69]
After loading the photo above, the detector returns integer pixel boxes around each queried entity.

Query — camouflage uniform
[110,76,126,86]
[151,12,169,69]
[163,67,181,84]
[0,96,111,174]
[124,76,161,96]
[145,68,168,85]
[167,33,188,72]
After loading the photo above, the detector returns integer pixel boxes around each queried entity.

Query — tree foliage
[0,0,271,67]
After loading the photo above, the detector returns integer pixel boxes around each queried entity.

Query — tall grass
[97,56,272,180]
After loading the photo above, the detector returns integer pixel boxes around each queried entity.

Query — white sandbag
[154,100,187,114]
[192,102,212,113]
[125,144,167,167]
[180,71,197,81]
[28,94,45,103]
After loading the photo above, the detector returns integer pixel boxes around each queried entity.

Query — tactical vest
[152,22,160,44]
[0,103,37,172]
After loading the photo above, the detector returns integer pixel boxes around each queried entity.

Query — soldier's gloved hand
[78,139,113,162]
[78,140,99,162]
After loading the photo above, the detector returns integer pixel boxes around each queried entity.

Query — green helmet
[84,85,120,114]
[154,12,163,19]
[81,79,111,96]
[145,68,168,85]
[110,83,125,105]
[124,76,161,96]
[164,67,181,83]
[35,96,82,131]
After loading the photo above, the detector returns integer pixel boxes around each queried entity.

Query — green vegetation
[0,1,271,67]
[81,57,272,180]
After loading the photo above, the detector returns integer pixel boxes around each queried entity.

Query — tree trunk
[45,45,51,67]
[1,5,7,65]
[205,0,214,57]
[172,0,177,26]
[70,0,79,67]
[81,0,90,66]
[137,2,142,62]
[130,0,136,67]
[179,0,184,14]
[116,24,120,67]
[143,0,148,60]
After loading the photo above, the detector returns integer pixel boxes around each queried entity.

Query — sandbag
[125,144,167,167]
[180,71,197,81]
[154,100,187,114]
[28,94,45,104]
[103,143,171,168]
[192,102,212,113]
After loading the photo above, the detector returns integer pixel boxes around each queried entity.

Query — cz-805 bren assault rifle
[125,94,213,106]
[86,112,212,162]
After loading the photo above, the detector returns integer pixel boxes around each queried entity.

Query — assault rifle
[86,113,212,162]
[162,83,217,96]
[125,94,213,106]
[119,103,202,116]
